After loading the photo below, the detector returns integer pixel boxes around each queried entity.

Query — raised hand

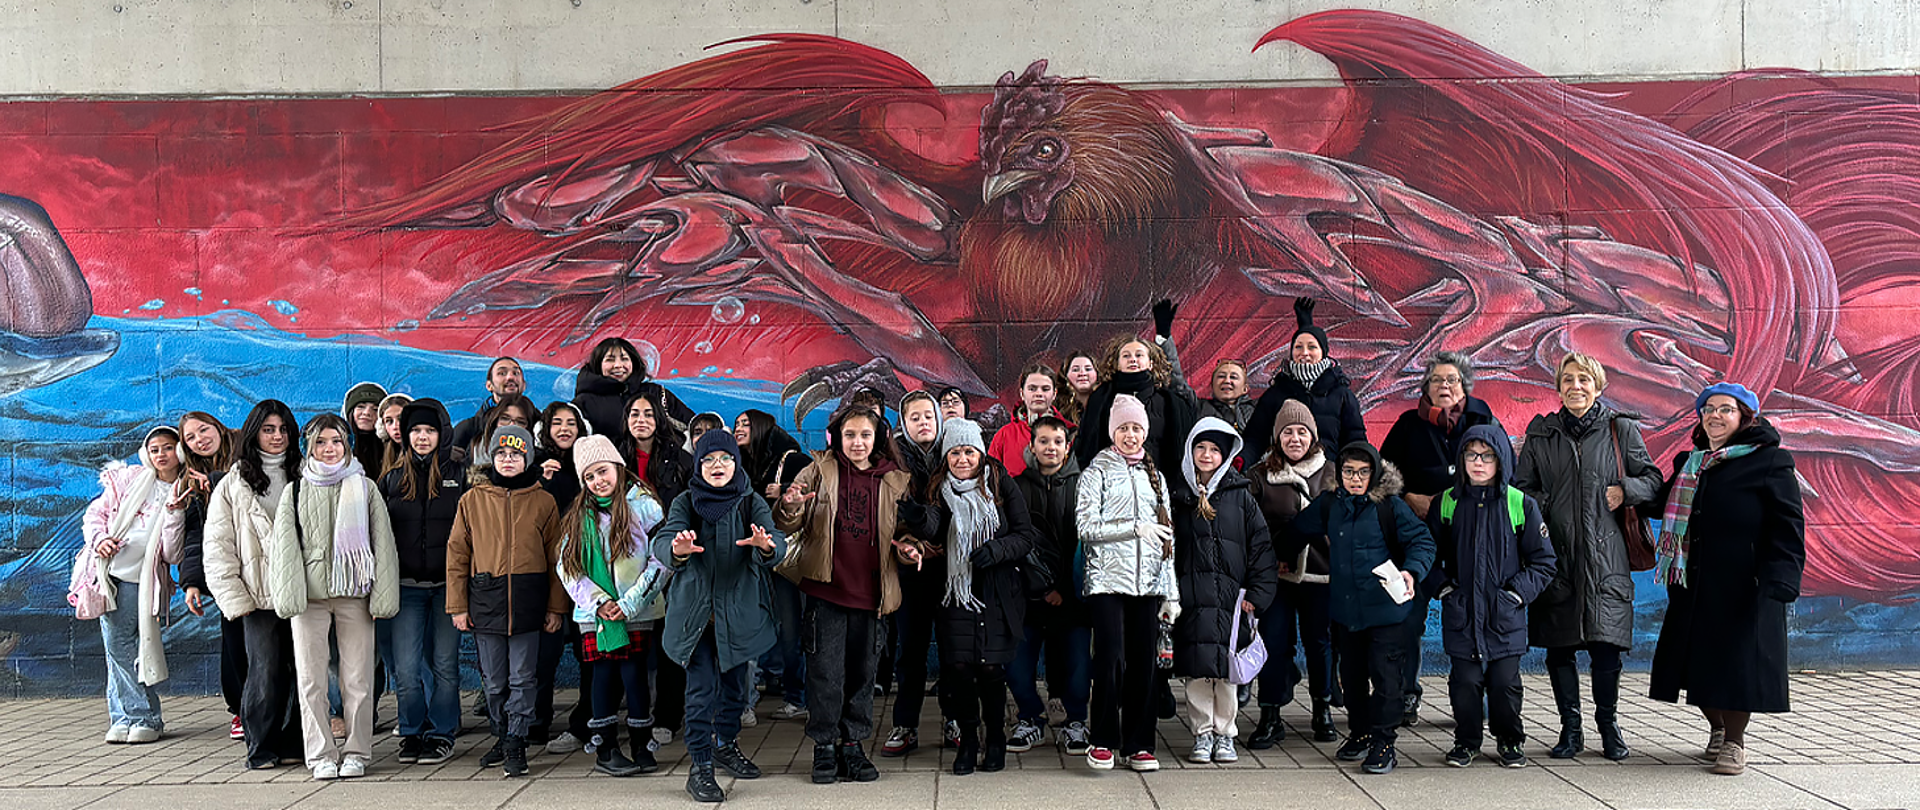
[781,483,817,507]
[541,459,562,480]
[671,530,705,556]
[738,523,776,552]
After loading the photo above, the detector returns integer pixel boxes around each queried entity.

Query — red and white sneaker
[229,716,245,741]
[1125,751,1160,772]
[1086,746,1116,770]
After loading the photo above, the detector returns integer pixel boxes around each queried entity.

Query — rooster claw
[780,358,912,426]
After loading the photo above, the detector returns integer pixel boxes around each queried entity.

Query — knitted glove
[1152,299,1177,338]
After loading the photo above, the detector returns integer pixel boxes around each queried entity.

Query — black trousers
[803,597,883,745]
[1449,655,1524,748]
[239,611,302,765]
[219,614,248,717]
[891,583,939,728]
[1086,593,1160,754]
[1334,622,1408,744]
[940,662,1008,747]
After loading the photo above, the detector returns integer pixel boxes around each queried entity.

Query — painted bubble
[693,340,714,354]
[138,299,164,311]
[711,296,745,324]
[267,299,299,316]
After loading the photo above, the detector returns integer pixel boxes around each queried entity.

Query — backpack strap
[1375,500,1404,565]
[1439,489,1458,524]
[1505,485,1526,533]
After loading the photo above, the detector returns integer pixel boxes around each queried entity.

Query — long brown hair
[1096,334,1174,389]
[396,422,446,502]
[177,411,234,478]
[558,469,650,580]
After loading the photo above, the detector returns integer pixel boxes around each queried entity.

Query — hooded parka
[1426,425,1557,661]
[1170,418,1278,679]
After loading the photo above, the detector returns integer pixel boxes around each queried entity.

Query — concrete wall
[2,0,1918,96]
[5,1,1920,696]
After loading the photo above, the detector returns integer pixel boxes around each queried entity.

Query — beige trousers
[1186,677,1241,737]
[291,597,376,767]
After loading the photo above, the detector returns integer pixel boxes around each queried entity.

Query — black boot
[627,722,659,773]
[503,735,529,777]
[811,743,839,784]
[479,736,507,768]
[1312,699,1339,743]
[1547,662,1584,759]
[686,762,725,802]
[952,725,979,776]
[1592,667,1630,761]
[592,723,643,777]
[980,675,1008,772]
[1248,705,1284,750]
[841,741,880,782]
[714,740,762,779]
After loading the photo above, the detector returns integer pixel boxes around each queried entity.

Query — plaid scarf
[1654,444,1759,587]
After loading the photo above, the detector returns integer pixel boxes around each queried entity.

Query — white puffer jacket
[1076,448,1179,600]
[202,469,277,617]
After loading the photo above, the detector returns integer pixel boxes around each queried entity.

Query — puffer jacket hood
[342,381,387,420]
[1455,423,1516,491]
[1334,441,1405,504]
[1181,416,1245,505]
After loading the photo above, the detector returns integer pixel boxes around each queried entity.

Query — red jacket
[987,407,1075,477]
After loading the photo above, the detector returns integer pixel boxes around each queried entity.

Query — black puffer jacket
[576,367,694,438]
[1241,366,1366,465]
[1072,369,1200,491]
[1649,418,1804,713]
[1171,466,1277,680]
[1513,404,1663,650]
[907,463,1039,667]
[1015,451,1086,624]
[380,447,467,585]
[537,445,581,513]
[178,470,226,591]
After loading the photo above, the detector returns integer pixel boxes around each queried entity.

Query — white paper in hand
[1372,560,1412,604]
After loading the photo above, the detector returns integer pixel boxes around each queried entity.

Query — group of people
[70,299,1807,801]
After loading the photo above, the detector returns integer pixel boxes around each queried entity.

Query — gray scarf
[940,474,998,612]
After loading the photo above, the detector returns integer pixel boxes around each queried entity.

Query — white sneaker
[770,702,809,721]
[1007,719,1044,753]
[652,727,674,746]
[126,726,161,744]
[311,760,340,781]
[338,758,367,778]
[1189,731,1214,764]
[740,706,758,728]
[104,725,131,744]
[1059,721,1091,755]
[545,732,584,754]
[1213,734,1239,763]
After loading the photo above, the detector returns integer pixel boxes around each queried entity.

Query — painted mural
[5,9,1920,693]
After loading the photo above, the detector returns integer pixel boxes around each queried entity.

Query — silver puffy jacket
[1076,449,1180,600]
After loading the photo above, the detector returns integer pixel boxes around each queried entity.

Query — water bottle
[1156,622,1175,669]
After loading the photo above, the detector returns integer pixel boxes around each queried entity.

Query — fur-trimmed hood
[1336,441,1404,503]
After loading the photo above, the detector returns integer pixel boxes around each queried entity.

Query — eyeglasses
[1700,405,1743,417]
[1428,376,1464,388]
[700,455,737,469]
[1339,468,1372,480]
[1463,452,1497,463]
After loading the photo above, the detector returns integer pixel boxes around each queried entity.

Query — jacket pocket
[469,573,510,634]
[1439,589,1469,634]
[1597,573,1635,632]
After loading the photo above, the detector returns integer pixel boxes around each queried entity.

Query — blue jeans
[391,585,461,740]
[1007,614,1090,724]
[100,579,163,730]
[683,629,748,765]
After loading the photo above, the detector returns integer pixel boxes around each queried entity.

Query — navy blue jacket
[1291,444,1434,631]
[1425,425,1558,661]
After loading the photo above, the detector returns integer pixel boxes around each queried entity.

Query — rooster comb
[980,60,1067,168]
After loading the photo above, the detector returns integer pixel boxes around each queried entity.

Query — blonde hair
[1556,352,1608,392]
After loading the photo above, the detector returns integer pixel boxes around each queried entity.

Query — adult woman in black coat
[1170,418,1276,765]
[1240,298,1367,466]
[1071,335,1200,481]
[903,418,1037,776]
[1648,383,1805,777]
[573,337,694,436]
[1512,352,1662,761]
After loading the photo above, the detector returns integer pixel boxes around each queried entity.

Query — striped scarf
[940,474,999,612]
[1654,444,1759,587]
[1289,358,1334,388]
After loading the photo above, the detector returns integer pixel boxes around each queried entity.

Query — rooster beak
[982,170,1041,204]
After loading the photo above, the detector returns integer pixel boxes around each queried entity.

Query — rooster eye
[1033,140,1060,161]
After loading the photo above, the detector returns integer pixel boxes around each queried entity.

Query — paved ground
[2,671,1917,809]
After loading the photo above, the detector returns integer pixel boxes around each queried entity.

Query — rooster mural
[334,11,1920,602]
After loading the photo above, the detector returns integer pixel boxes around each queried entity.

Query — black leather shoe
[840,742,880,782]
[1247,708,1284,750]
[1312,700,1339,742]
[593,726,644,777]
[980,744,1006,773]
[686,763,725,802]
[811,743,839,784]
[714,741,762,779]
[952,744,978,776]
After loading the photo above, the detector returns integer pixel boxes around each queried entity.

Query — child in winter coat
[269,414,400,780]
[1426,424,1557,769]
[447,425,567,777]
[203,400,306,770]
[1076,393,1181,773]
[76,426,188,744]
[1290,441,1434,775]
[1009,415,1092,755]
[378,399,466,765]
[775,405,920,784]
[1171,418,1277,765]
[556,434,670,777]
[651,429,788,803]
